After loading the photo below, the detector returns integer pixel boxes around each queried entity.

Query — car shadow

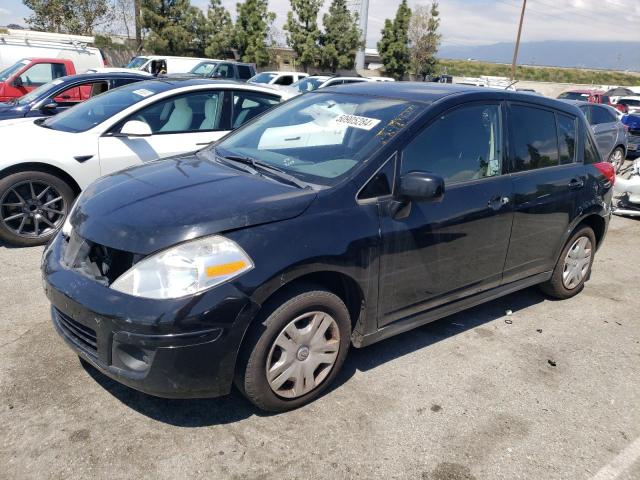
[81,286,548,427]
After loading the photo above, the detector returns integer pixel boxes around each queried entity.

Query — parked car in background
[200,61,257,82]
[558,89,615,106]
[0,72,147,121]
[0,57,106,102]
[560,100,627,172]
[291,75,369,92]
[622,114,640,158]
[615,97,640,115]
[0,28,104,71]
[0,78,295,246]
[248,71,308,86]
[126,56,211,74]
[42,82,613,412]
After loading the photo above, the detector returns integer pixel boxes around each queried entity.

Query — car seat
[200,97,220,130]
[160,98,193,132]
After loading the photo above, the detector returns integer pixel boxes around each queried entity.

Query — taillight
[594,162,615,185]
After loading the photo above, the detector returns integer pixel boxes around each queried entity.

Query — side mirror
[12,77,23,88]
[41,101,58,111]
[398,171,445,202]
[119,120,152,137]
[212,71,223,78]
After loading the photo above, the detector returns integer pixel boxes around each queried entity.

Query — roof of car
[320,82,585,114]
[122,77,295,98]
[63,72,150,82]
[564,89,604,94]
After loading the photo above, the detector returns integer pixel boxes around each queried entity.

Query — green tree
[24,0,113,35]
[235,0,275,66]
[377,0,411,80]
[141,0,206,56]
[283,0,322,71]
[204,0,233,58]
[320,0,361,72]
[408,2,441,80]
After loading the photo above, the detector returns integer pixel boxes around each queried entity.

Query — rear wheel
[0,171,74,247]
[539,226,596,299]
[609,147,625,173]
[235,286,351,412]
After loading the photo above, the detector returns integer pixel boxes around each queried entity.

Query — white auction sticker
[132,88,154,97]
[333,114,381,130]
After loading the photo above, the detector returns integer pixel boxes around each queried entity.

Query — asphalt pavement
[1,216,639,480]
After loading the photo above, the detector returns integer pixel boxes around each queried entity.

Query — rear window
[510,105,559,171]
[558,92,589,101]
[237,65,253,80]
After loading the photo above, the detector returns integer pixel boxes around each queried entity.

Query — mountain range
[438,41,640,72]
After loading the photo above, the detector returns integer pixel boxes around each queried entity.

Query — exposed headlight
[110,235,254,299]
[61,200,78,237]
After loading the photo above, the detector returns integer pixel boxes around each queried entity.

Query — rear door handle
[569,178,584,189]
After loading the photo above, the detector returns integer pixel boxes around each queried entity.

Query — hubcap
[0,180,65,238]
[266,311,340,399]
[562,236,592,290]
[610,149,624,170]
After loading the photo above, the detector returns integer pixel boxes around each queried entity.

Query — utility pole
[353,0,369,72]
[511,0,527,80]
[134,0,142,51]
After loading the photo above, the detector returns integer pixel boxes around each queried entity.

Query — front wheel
[0,171,75,247]
[539,226,596,299]
[609,147,625,173]
[235,286,351,412]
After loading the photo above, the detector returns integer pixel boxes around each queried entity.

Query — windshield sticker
[132,88,154,97]
[333,114,381,131]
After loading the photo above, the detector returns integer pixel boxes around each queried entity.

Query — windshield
[249,72,278,84]
[558,92,590,101]
[214,92,423,186]
[42,81,171,133]
[292,77,325,92]
[127,57,149,69]
[0,59,29,82]
[190,62,218,76]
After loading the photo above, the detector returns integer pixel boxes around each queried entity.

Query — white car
[617,96,640,115]
[0,78,295,246]
[248,71,308,87]
[291,75,371,93]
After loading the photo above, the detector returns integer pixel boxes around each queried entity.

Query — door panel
[377,101,513,327]
[378,176,514,326]
[98,130,228,177]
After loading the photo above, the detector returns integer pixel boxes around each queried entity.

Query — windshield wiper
[214,149,309,189]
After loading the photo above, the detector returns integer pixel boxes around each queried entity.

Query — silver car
[561,100,628,172]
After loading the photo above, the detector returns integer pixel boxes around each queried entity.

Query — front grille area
[55,308,98,355]
[61,230,140,285]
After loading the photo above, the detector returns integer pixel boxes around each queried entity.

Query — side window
[129,91,225,134]
[556,114,577,165]
[274,75,294,86]
[232,91,280,128]
[216,64,234,78]
[358,157,396,200]
[237,65,253,80]
[591,106,615,125]
[111,78,142,88]
[19,63,55,86]
[53,81,108,105]
[579,105,591,124]
[402,103,503,184]
[510,105,559,171]
[583,129,601,164]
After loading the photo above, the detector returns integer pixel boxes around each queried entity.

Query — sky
[1,0,639,49]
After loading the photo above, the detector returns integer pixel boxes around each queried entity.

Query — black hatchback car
[42,83,614,411]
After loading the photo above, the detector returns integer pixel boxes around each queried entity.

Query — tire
[0,170,75,247]
[235,285,351,412]
[539,226,596,299]
[609,147,625,173]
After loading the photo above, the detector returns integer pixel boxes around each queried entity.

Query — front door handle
[569,178,584,189]
[488,195,510,210]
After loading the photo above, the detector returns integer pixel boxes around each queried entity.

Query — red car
[557,89,623,110]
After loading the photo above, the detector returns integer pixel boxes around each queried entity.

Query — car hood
[72,153,318,255]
